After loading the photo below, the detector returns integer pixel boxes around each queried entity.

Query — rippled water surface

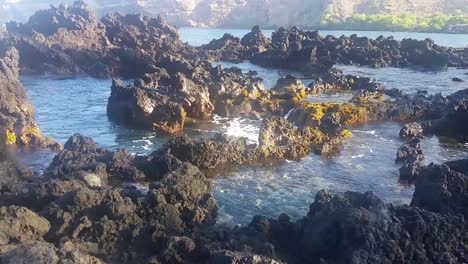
[18,29,468,226]
[338,65,468,95]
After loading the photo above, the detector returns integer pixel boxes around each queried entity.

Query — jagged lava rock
[0,46,60,149]
[107,79,186,134]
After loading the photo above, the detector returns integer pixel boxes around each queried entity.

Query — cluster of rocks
[1,1,192,78]
[107,58,312,134]
[0,134,220,263]
[397,123,424,182]
[2,130,468,263]
[162,115,348,171]
[395,87,468,182]
[204,26,468,73]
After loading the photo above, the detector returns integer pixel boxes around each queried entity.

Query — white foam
[224,118,260,144]
[352,130,376,135]
[284,108,295,119]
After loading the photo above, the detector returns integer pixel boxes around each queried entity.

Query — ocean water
[17,29,468,226]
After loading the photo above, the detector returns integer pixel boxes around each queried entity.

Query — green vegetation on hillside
[320,13,468,33]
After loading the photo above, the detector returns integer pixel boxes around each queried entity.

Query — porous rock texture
[0,46,60,150]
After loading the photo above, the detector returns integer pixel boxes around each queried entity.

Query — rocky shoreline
[0,1,468,263]
[1,133,468,263]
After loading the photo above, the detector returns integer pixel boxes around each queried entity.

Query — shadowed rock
[107,79,186,135]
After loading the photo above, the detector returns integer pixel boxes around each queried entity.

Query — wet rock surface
[412,159,468,217]
[396,138,424,182]
[163,115,347,171]
[396,138,424,164]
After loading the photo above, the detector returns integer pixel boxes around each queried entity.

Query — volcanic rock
[107,79,186,134]
[0,46,60,149]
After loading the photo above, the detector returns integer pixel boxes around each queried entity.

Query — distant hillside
[135,0,468,29]
[0,0,144,23]
[2,0,467,32]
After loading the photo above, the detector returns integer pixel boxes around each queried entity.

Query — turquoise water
[17,29,468,225]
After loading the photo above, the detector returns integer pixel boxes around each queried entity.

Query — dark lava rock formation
[0,46,59,150]
[204,26,468,73]
[107,79,187,134]
[424,88,468,141]
[163,115,350,171]
[1,133,468,263]
[400,122,424,139]
[0,134,218,263]
[2,1,190,78]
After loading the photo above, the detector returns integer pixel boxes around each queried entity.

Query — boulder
[0,206,50,245]
[240,26,271,52]
[396,138,424,164]
[271,75,306,100]
[424,88,468,141]
[412,161,468,217]
[107,79,186,134]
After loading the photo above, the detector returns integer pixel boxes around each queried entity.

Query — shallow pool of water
[213,121,468,225]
